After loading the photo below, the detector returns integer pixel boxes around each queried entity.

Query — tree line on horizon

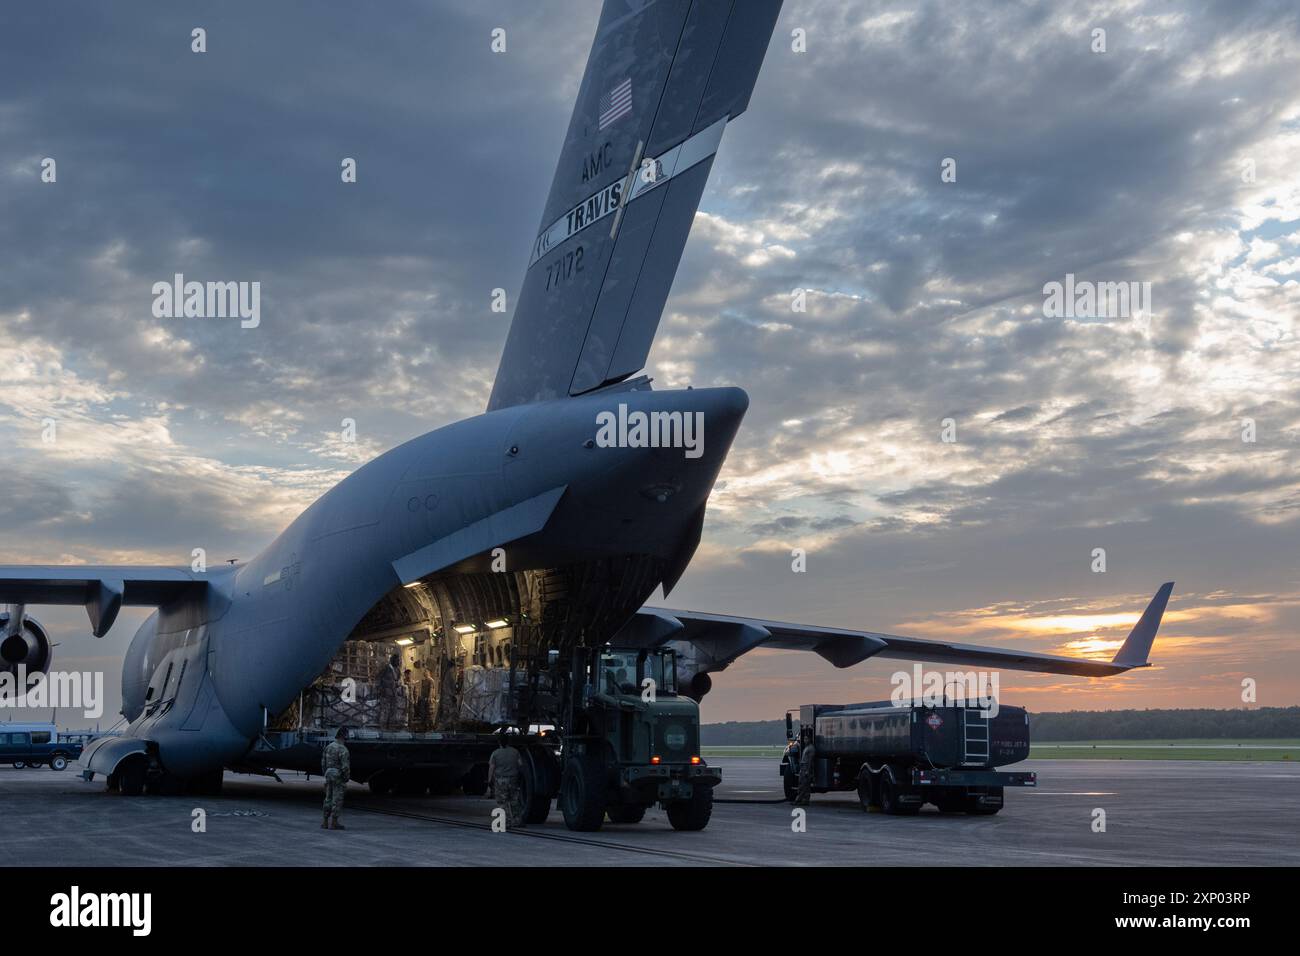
[702,707,1300,745]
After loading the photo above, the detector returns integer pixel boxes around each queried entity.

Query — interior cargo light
[394,637,414,646]
[485,618,509,629]
[650,755,661,765]
[452,623,476,635]
[690,756,701,765]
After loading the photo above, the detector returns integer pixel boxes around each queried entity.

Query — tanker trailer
[779,700,1036,815]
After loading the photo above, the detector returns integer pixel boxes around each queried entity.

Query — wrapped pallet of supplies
[459,665,510,724]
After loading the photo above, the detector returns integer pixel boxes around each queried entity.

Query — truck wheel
[559,753,606,832]
[856,772,878,811]
[12,760,26,770]
[666,785,713,831]
[368,772,395,796]
[521,750,556,824]
[783,769,798,803]
[50,754,69,772]
[966,787,1003,815]
[879,774,919,816]
[607,804,647,824]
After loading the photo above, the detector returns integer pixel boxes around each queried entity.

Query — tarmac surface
[2,757,1297,866]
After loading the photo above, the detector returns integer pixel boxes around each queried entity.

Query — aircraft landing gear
[117,759,147,796]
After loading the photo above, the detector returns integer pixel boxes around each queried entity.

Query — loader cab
[595,646,678,699]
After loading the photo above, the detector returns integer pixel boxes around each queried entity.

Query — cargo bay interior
[268,558,665,737]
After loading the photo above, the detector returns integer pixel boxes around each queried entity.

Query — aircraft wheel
[606,804,646,824]
[559,753,605,832]
[145,773,185,796]
[666,785,713,831]
[118,759,147,797]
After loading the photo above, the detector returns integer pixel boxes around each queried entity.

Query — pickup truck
[0,723,85,771]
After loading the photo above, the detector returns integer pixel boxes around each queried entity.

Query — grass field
[1029,739,1299,761]
[701,745,787,758]
[700,740,1300,761]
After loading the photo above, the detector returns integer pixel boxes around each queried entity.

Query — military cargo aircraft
[0,0,1172,794]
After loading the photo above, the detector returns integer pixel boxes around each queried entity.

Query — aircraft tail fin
[1111,582,1174,668]
[487,0,784,411]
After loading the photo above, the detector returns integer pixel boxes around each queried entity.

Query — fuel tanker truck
[780,700,1037,815]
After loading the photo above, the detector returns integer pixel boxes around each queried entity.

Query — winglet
[1111,582,1174,668]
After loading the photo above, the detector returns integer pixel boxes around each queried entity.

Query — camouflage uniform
[794,738,815,806]
[416,668,434,725]
[376,661,401,730]
[322,738,351,828]
[488,745,523,828]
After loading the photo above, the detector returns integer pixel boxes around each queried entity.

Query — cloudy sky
[2,0,1297,727]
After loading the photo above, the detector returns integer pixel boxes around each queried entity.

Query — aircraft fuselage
[115,386,747,776]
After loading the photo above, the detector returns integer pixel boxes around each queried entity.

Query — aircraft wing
[634,583,1174,684]
[0,566,211,636]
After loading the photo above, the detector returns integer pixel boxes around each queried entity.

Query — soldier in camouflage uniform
[321,726,351,830]
[794,727,815,806]
[487,734,523,828]
[376,653,402,730]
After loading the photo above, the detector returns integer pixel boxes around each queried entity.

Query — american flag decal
[598,77,633,130]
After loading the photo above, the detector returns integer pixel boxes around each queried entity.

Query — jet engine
[0,604,53,678]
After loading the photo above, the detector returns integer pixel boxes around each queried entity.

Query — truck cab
[0,722,84,771]
[557,645,720,831]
